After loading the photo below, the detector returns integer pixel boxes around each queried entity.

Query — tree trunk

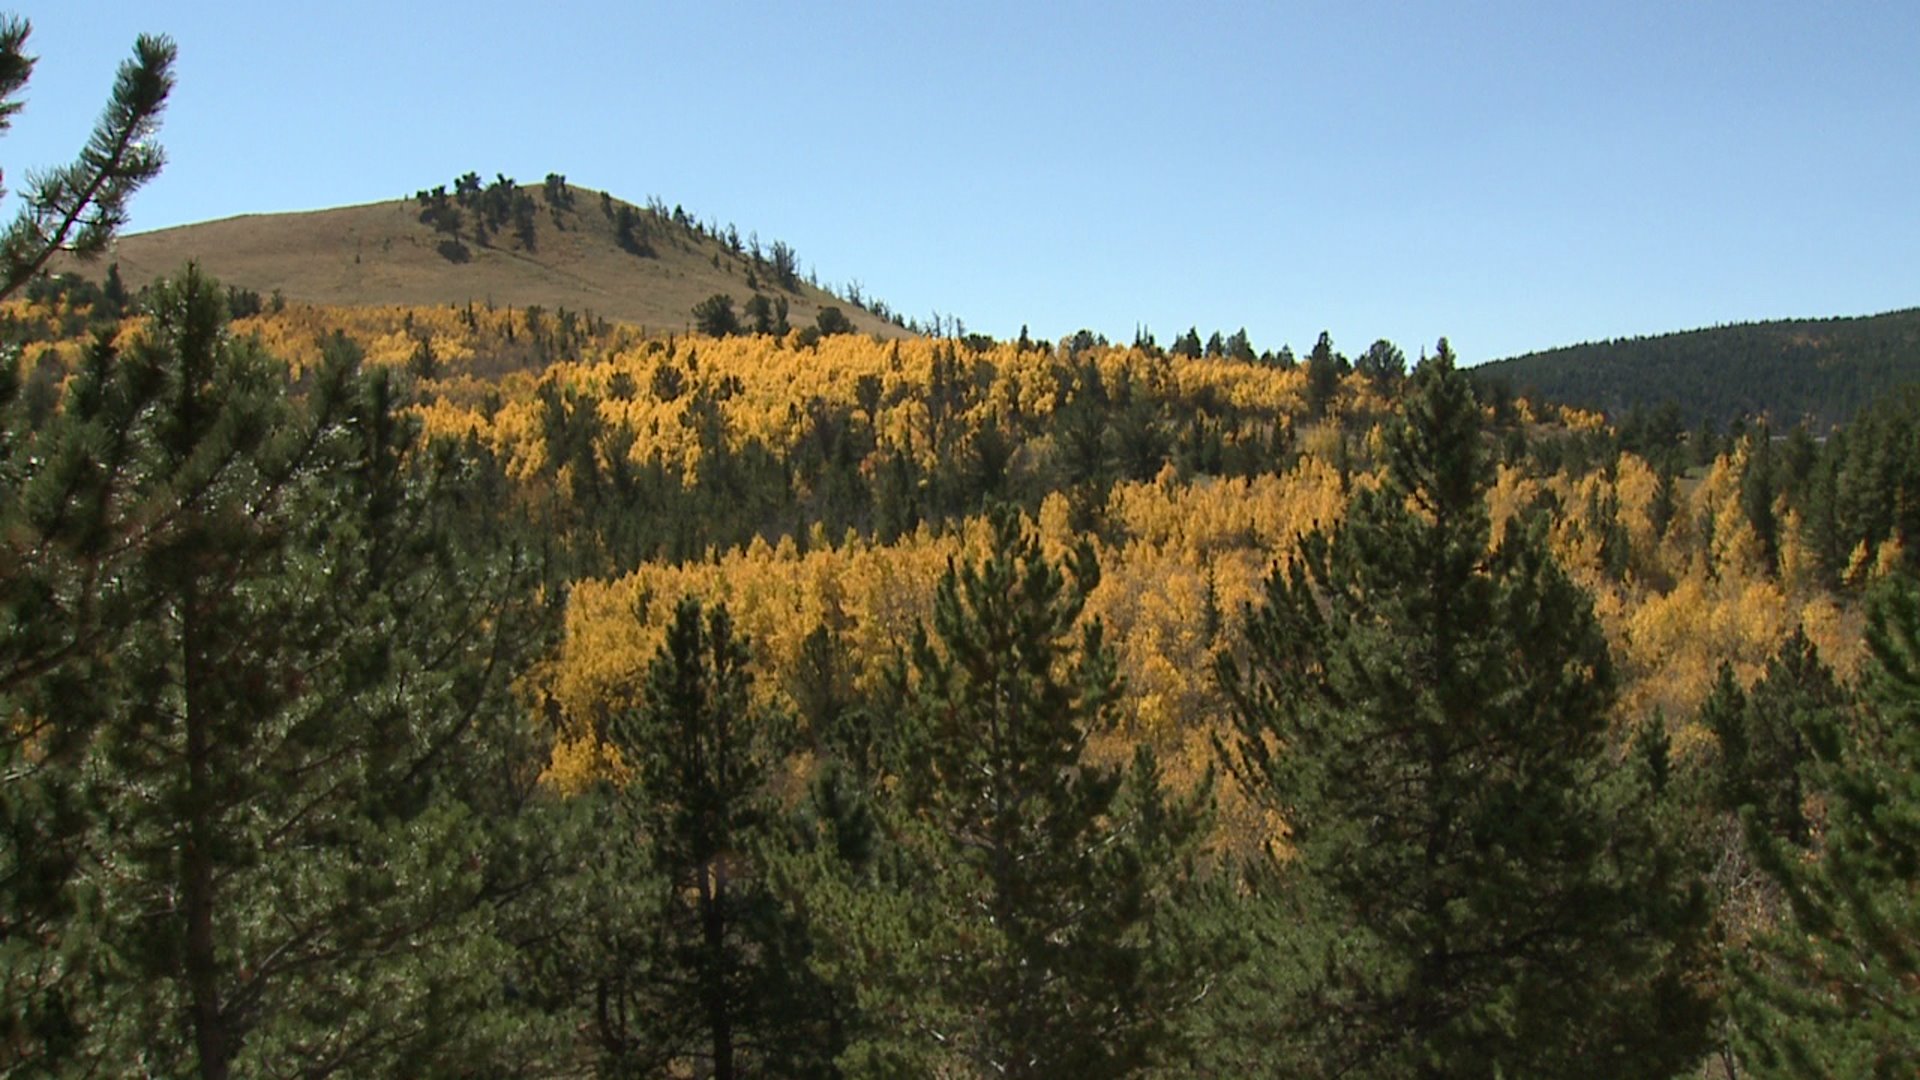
[182,589,229,1080]
[702,859,733,1080]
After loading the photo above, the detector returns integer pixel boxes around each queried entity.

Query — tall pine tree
[587,596,832,1078]
[844,508,1214,1077]
[1220,345,1713,1078]
[0,23,173,1059]
[0,268,566,1076]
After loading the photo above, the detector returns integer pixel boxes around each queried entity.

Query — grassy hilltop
[82,172,907,340]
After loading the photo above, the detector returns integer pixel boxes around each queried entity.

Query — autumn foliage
[7,273,1912,1075]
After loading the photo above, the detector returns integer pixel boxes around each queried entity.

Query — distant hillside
[1472,308,1920,431]
[73,173,908,339]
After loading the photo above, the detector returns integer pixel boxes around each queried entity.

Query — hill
[74,173,907,339]
[1472,307,1920,431]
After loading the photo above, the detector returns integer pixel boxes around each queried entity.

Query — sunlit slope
[85,181,905,338]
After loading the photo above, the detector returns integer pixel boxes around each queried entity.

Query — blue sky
[3,1,1916,362]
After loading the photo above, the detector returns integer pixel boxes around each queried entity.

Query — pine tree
[591,596,832,1078]
[1220,347,1714,1078]
[0,50,173,1023]
[0,268,565,1075]
[1685,632,1850,1074]
[1305,330,1346,420]
[1732,575,1920,1075]
[1704,630,1842,848]
[1741,422,1781,572]
[0,52,177,1027]
[1356,338,1408,389]
[0,331,142,1069]
[853,508,1214,1077]
[692,293,740,337]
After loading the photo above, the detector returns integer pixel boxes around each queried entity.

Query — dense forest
[4,17,1920,1079]
[1474,307,1920,431]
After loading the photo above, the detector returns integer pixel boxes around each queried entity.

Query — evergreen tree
[0,269,565,1075]
[768,240,800,290]
[1691,417,1722,468]
[1355,338,1407,389]
[1732,575,1920,1075]
[1220,347,1713,1078]
[693,293,740,338]
[744,293,777,336]
[591,596,832,1078]
[848,508,1214,1077]
[1225,327,1256,362]
[1741,422,1781,572]
[613,202,652,256]
[815,306,854,336]
[1305,330,1346,420]
[1704,630,1842,848]
[1685,631,1846,1075]
[1811,385,1920,582]
[101,261,129,314]
[0,332,139,1069]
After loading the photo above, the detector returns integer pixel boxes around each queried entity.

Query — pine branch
[0,29,173,301]
[0,17,35,142]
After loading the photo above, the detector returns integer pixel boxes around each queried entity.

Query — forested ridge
[5,17,1920,1078]
[1474,306,1920,431]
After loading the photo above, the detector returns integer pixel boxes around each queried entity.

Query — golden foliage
[19,298,1865,843]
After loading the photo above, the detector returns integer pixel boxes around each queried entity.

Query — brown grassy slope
[83,185,908,338]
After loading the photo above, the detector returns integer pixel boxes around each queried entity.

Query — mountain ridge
[1473,307,1920,431]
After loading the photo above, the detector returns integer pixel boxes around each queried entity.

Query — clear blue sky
[4,1,1916,362]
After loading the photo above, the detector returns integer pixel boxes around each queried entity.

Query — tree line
[1473,308,1920,432]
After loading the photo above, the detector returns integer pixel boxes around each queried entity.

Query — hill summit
[88,172,907,338]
